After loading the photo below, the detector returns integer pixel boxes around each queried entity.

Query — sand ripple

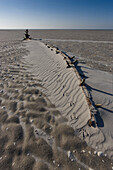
[0,40,112,170]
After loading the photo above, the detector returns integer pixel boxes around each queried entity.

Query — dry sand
[42,40,113,73]
[24,40,113,168]
[0,30,113,170]
[41,37,113,160]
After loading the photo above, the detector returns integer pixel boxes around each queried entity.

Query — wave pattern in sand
[0,40,113,170]
[24,41,91,131]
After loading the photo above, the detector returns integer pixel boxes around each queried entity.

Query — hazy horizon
[0,27,113,31]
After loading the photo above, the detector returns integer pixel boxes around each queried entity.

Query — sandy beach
[24,40,113,158]
[0,30,113,170]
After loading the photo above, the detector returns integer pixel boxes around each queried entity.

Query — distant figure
[24,29,31,40]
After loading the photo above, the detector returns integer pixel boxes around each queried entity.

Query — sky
[0,0,113,29]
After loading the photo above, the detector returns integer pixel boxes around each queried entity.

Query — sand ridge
[41,39,113,156]
[0,40,113,170]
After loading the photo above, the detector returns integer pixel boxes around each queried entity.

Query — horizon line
[0,28,113,31]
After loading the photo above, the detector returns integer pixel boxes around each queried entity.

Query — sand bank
[23,40,113,160]
[0,39,113,170]
[24,40,91,129]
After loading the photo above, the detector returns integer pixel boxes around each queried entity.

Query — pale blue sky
[0,0,113,29]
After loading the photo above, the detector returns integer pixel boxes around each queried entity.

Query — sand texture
[0,31,113,170]
[24,40,113,167]
[42,40,113,73]
[24,40,113,159]
[41,37,113,160]
[0,30,113,72]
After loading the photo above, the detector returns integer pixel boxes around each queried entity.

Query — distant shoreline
[0,29,113,31]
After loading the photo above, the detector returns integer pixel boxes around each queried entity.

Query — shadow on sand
[85,84,104,128]
[72,60,105,128]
